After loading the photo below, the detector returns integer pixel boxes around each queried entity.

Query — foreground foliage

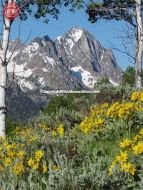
[3,90,143,189]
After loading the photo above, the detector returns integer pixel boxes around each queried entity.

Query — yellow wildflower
[35,150,44,161]
[28,137,37,144]
[39,123,50,131]
[5,144,12,151]
[32,163,39,170]
[120,139,132,149]
[80,125,91,134]
[27,158,35,167]
[139,129,143,136]
[28,158,39,170]
[57,125,64,137]
[140,92,143,101]
[51,130,57,137]
[121,162,136,175]
[131,91,140,101]
[42,165,48,173]
[132,142,143,155]
[11,143,18,149]
[4,158,12,168]
[13,163,24,175]
[3,141,8,147]
[116,151,128,163]
[79,116,105,134]
[133,135,141,143]
[94,118,105,127]
[7,151,15,158]
[17,151,26,159]
[108,161,116,176]
[0,154,4,158]
[107,102,120,118]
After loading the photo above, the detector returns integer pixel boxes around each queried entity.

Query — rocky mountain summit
[6,27,122,121]
[55,27,122,87]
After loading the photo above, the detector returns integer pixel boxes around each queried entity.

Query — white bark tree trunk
[135,0,143,88]
[0,1,12,137]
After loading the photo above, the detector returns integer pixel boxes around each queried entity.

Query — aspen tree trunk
[135,0,143,88]
[0,0,12,137]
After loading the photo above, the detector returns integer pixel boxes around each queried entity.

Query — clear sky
[10,6,134,71]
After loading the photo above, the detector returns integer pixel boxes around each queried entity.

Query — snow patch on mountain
[23,69,33,78]
[24,42,40,58]
[70,66,96,88]
[99,49,104,64]
[7,50,19,61]
[7,62,32,78]
[42,40,47,46]
[7,62,26,74]
[39,52,57,67]
[42,68,49,72]
[66,39,74,50]
[19,79,36,91]
[44,56,56,66]
[25,42,39,52]
[70,28,83,42]
[39,77,45,86]
[64,28,83,54]
[57,36,62,43]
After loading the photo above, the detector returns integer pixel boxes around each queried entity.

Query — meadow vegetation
[3,83,143,189]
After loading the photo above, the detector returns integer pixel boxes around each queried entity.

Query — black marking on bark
[0,106,7,114]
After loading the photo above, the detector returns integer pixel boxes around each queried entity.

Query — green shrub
[122,66,135,86]
[122,66,143,86]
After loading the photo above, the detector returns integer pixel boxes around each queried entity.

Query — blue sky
[11,6,134,71]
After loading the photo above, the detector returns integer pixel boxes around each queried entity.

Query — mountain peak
[7,27,122,121]
[43,35,51,41]
[67,27,83,42]
[32,35,51,44]
[9,27,122,91]
[56,27,83,43]
[69,26,83,33]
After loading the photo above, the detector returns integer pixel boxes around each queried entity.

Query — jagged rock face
[55,28,122,87]
[7,34,84,93]
[6,27,122,121]
[7,27,122,92]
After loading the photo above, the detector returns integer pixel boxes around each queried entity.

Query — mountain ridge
[6,27,122,121]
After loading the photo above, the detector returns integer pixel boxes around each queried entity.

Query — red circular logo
[3,3,20,20]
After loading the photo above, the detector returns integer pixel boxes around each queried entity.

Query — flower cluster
[78,103,109,134]
[0,141,25,175]
[1,90,143,188]
[131,91,143,101]
[109,128,143,176]
[51,124,65,137]
[109,151,136,176]
[27,150,45,171]
[38,123,50,131]
[0,122,67,177]
[78,91,143,134]
[107,102,137,119]
[79,117,105,134]
[0,140,48,175]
